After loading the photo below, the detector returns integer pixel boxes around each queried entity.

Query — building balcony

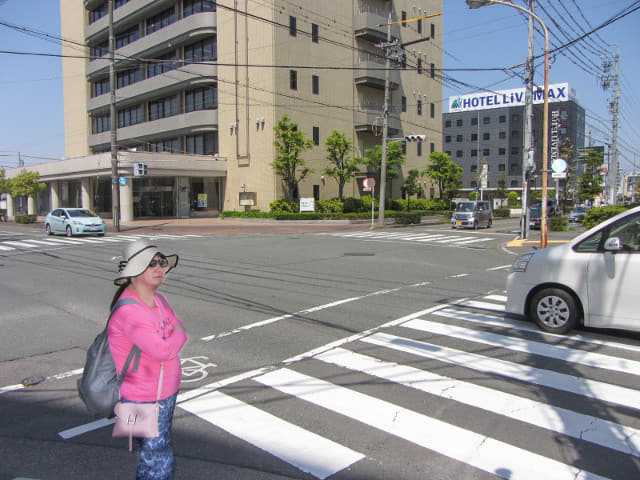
[88,109,218,149]
[354,109,400,136]
[354,53,399,90]
[353,5,397,43]
[86,12,216,78]
[85,0,176,41]
[87,63,218,112]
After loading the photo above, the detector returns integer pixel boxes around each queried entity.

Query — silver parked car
[45,208,106,237]
[451,201,493,229]
[506,205,640,334]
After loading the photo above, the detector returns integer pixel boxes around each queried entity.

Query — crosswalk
[179,295,640,479]
[318,229,497,247]
[0,233,205,253]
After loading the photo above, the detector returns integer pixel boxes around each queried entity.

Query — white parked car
[506,205,640,334]
[44,208,106,237]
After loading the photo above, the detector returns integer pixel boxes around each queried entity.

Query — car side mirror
[604,237,623,252]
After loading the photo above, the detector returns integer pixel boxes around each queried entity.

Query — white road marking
[3,241,38,248]
[180,391,364,479]
[484,294,508,301]
[0,244,15,251]
[316,347,640,456]
[58,418,115,440]
[486,264,512,271]
[459,299,506,311]
[255,368,608,480]
[362,332,640,409]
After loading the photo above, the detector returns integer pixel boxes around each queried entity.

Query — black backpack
[77,298,142,418]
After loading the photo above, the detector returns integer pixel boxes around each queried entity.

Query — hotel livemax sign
[449,83,576,112]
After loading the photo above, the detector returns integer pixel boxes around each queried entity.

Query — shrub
[270,198,295,213]
[393,212,422,224]
[494,208,511,218]
[343,197,365,213]
[14,214,37,224]
[317,198,344,213]
[388,198,405,210]
[582,205,629,229]
[549,216,568,231]
[508,191,519,207]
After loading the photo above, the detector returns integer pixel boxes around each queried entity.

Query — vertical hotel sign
[550,110,561,165]
[449,83,575,112]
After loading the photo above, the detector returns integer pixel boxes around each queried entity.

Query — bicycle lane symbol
[181,356,217,383]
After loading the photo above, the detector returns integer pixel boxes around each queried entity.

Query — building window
[430,103,435,118]
[482,133,489,140]
[289,16,297,36]
[445,151,451,156]
[402,143,407,154]
[510,180,519,188]
[184,38,217,63]
[417,100,422,115]
[89,4,107,24]
[445,120,451,128]
[147,52,178,78]
[148,95,178,121]
[456,150,463,158]
[471,133,477,141]
[471,181,477,188]
[499,131,506,139]
[499,115,506,123]
[445,136,451,143]
[456,135,463,142]
[118,105,143,128]
[117,68,141,89]
[402,96,407,113]
[116,1,130,9]
[471,165,478,172]
[90,42,108,60]
[417,58,422,74]
[185,85,218,112]
[430,142,435,153]
[471,149,477,157]
[511,146,519,155]
[91,78,110,97]
[471,117,478,126]
[483,148,490,156]
[149,138,179,153]
[147,7,175,35]
[512,130,520,138]
[116,25,139,49]
[499,148,506,155]
[417,19,422,34]
[483,116,490,125]
[312,23,319,43]
[512,114,520,121]
[499,164,506,171]
[91,114,110,134]
[313,126,319,146]
[312,75,319,94]
[430,63,435,79]
[290,70,297,90]
[186,132,217,155]
[456,119,463,127]
[431,23,436,38]
[417,142,422,157]
[184,0,216,16]
[402,11,407,26]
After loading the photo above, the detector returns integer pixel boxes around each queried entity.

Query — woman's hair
[110,279,131,311]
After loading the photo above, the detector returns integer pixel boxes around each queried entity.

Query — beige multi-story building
[6,0,442,220]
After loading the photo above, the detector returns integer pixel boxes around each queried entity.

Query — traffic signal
[405,135,426,142]
[133,162,148,177]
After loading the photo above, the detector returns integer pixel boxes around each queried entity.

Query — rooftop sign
[448,83,576,113]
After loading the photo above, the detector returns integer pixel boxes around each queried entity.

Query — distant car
[451,200,493,229]
[568,206,590,223]
[45,208,106,237]
[506,205,640,334]
[528,200,560,230]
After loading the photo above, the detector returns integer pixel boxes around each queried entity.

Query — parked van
[451,201,493,229]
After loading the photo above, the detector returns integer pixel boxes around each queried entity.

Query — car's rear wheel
[45,224,52,235]
[529,288,580,334]
[66,225,73,237]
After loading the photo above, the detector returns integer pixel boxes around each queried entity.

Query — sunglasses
[148,257,169,268]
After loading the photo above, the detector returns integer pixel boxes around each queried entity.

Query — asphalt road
[0,220,637,480]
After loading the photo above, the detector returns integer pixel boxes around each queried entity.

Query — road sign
[119,177,126,185]
[363,178,375,189]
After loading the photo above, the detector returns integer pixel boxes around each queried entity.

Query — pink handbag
[113,363,163,451]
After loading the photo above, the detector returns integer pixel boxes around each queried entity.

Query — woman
[108,238,187,480]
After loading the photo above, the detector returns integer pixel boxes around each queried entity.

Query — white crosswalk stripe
[179,294,640,479]
[0,233,205,254]
[319,230,495,247]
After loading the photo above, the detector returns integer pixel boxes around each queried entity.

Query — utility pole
[109,0,120,231]
[609,50,620,205]
[377,13,393,227]
[520,0,535,239]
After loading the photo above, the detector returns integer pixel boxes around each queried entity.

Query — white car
[44,208,106,237]
[506,205,640,334]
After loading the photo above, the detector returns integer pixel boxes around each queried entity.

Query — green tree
[271,115,314,204]
[579,148,604,203]
[8,170,46,214]
[495,173,508,200]
[0,169,10,195]
[360,142,405,195]
[322,131,361,201]
[424,152,462,201]
[401,169,422,210]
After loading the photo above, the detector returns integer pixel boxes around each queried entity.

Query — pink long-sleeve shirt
[108,290,187,402]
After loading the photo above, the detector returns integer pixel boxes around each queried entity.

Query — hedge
[493,208,511,218]
[14,214,37,224]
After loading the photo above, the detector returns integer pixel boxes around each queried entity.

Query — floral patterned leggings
[122,393,178,480]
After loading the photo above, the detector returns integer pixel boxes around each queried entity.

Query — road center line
[200,282,432,342]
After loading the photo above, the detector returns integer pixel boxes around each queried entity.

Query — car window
[574,230,603,253]
[574,212,640,253]
[456,202,474,212]
[68,209,96,218]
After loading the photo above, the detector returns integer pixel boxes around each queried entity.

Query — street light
[465,0,550,248]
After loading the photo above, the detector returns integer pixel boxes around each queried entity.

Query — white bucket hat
[114,238,178,286]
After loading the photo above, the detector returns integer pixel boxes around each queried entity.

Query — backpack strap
[109,298,143,378]
[153,292,169,309]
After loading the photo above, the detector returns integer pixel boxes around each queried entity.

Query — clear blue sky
[1,1,638,172]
